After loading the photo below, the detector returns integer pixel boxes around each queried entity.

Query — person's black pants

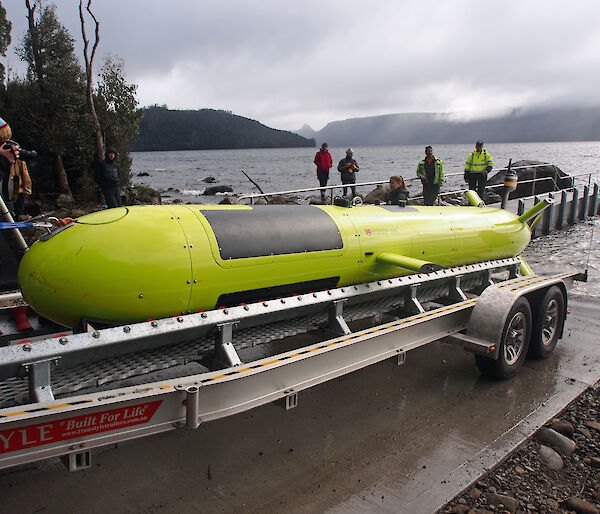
[102,186,122,208]
[467,173,487,199]
[317,170,329,198]
[341,172,356,197]
[422,183,440,206]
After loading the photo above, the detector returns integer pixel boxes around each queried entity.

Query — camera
[2,140,37,162]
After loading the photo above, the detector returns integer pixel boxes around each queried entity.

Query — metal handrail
[237,165,595,205]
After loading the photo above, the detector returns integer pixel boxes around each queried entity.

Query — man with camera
[0,119,19,207]
[94,146,122,208]
[0,118,36,220]
[0,118,17,172]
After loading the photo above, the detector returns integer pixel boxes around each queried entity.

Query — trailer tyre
[475,297,532,379]
[528,286,565,359]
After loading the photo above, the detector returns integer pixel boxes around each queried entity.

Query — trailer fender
[466,277,568,360]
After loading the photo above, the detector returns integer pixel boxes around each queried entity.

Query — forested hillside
[133,106,315,151]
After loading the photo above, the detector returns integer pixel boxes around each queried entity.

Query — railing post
[581,185,590,221]
[592,183,599,217]
[557,190,568,229]
[517,199,525,216]
[542,194,554,234]
[569,188,579,225]
[531,196,540,238]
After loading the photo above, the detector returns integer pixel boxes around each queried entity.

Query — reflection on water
[523,218,599,296]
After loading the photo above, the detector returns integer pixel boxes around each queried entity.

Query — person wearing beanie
[0,117,31,219]
[93,146,122,208]
[337,148,360,198]
[464,140,494,199]
[416,145,444,206]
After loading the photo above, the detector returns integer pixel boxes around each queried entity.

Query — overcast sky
[3,0,600,131]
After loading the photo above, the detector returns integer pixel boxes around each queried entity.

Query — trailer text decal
[0,400,162,454]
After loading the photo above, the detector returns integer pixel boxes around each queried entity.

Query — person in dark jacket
[337,148,359,197]
[416,145,444,206]
[0,120,19,210]
[94,146,122,208]
[314,142,333,200]
[386,175,409,205]
[0,142,18,203]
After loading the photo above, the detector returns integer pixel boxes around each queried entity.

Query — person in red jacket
[314,142,333,201]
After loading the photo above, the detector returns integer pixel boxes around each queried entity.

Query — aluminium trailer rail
[0,258,579,471]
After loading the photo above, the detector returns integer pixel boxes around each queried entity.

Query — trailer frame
[0,258,581,472]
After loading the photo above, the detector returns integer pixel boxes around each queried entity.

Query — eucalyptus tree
[0,1,11,93]
[96,55,142,184]
[18,0,93,199]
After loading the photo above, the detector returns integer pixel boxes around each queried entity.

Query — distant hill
[295,124,317,139]
[132,106,315,151]
[303,107,600,146]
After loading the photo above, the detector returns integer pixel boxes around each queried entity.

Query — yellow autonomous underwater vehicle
[17,195,547,328]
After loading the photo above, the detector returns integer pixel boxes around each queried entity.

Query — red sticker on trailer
[0,400,162,454]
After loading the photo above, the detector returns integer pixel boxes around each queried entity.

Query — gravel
[440,386,600,514]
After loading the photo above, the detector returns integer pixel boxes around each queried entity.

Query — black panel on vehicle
[199,206,343,259]
[216,277,340,307]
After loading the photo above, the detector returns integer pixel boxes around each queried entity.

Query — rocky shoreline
[440,386,600,514]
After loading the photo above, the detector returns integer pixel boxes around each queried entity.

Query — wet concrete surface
[1,296,600,514]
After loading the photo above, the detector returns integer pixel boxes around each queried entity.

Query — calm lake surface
[131,141,600,203]
[131,141,600,296]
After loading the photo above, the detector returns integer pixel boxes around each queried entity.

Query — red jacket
[314,150,333,172]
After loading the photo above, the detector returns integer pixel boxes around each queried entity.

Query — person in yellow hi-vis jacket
[464,140,493,199]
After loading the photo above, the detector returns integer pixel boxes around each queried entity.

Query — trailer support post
[25,359,56,403]
[449,276,467,302]
[328,299,351,335]
[404,285,425,314]
[214,322,242,367]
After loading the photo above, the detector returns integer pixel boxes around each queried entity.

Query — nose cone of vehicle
[18,206,194,327]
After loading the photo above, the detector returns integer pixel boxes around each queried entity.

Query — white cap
[346,148,353,154]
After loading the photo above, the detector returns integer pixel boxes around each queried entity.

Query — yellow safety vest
[465,149,493,173]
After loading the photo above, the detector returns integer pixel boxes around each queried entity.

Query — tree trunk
[55,153,72,198]
[79,0,104,160]
[26,0,74,199]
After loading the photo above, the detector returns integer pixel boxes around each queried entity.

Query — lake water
[131,142,600,296]
[131,141,600,204]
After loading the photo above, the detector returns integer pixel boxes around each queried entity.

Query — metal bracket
[61,450,91,472]
[23,358,57,403]
[397,351,406,366]
[404,284,425,314]
[474,269,494,294]
[508,263,519,279]
[284,390,298,410]
[328,299,351,335]
[449,276,467,302]
[214,322,242,367]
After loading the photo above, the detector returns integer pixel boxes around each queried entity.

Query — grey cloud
[3,0,600,131]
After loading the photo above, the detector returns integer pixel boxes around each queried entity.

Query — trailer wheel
[528,286,565,359]
[475,297,532,379]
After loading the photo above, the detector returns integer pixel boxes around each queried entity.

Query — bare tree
[79,0,104,160]
[24,0,73,198]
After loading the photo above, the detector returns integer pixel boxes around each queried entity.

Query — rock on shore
[441,387,600,513]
